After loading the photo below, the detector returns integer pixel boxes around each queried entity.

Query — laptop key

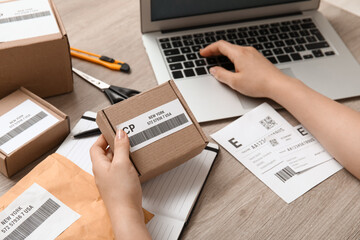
[275,41,285,47]
[183,61,195,68]
[172,71,183,79]
[306,36,317,43]
[237,32,248,38]
[269,27,280,34]
[305,41,329,50]
[299,30,310,36]
[170,36,181,41]
[227,28,237,33]
[290,53,302,61]
[164,49,180,56]
[278,33,289,39]
[249,26,259,30]
[289,31,300,38]
[216,35,227,41]
[285,39,296,45]
[192,45,201,52]
[167,55,186,63]
[195,59,206,66]
[312,50,324,57]
[246,37,257,44]
[294,45,306,52]
[216,30,226,35]
[325,51,335,56]
[193,33,204,38]
[184,69,196,77]
[238,27,248,31]
[303,54,314,59]
[253,44,264,50]
[205,36,216,43]
[302,18,312,22]
[262,50,273,56]
[284,47,295,53]
[257,36,267,42]
[277,55,292,63]
[280,26,290,32]
[227,33,237,40]
[310,29,325,41]
[296,37,306,44]
[182,35,192,39]
[172,41,183,47]
[169,63,183,70]
[205,32,215,36]
[259,29,270,35]
[183,39,194,46]
[273,48,284,55]
[159,38,170,42]
[194,38,205,44]
[267,56,278,64]
[268,35,278,41]
[180,47,191,54]
[248,30,259,37]
[195,67,207,75]
[301,23,316,29]
[264,42,274,49]
[186,53,197,60]
[161,43,172,49]
[236,39,246,45]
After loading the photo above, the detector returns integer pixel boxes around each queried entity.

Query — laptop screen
[151,0,309,21]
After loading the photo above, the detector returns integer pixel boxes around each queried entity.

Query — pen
[73,128,101,139]
[70,47,130,72]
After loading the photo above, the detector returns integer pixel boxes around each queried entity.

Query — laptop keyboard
[157,18,335,79]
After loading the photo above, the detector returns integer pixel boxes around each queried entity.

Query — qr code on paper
[269,138,279,147]
[260,116,277,130]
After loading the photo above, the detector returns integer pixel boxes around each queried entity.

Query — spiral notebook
[56,111,219,239]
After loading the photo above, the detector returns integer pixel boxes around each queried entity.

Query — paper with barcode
[211,103,342,203]
[0,183,80,240]
[117,99,192,152]
[0,99,59,155]
[0,0,59,42]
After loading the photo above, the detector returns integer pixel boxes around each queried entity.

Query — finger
[113,129,131,164]
[209,66,238,88]
[200,40,237,61]
[90,135,111,173]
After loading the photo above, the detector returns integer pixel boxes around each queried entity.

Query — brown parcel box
[0,0,73,99]
[0,88,70,177]
[97,80,208,183]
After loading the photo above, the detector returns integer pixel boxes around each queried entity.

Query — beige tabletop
[1,1,360,239]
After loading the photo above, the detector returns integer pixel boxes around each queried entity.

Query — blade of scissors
[72,67,110,90]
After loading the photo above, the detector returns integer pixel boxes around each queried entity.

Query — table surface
[1,1,360,239]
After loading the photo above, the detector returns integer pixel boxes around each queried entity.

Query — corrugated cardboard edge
[0,88,70,177]
[168,80,208,143]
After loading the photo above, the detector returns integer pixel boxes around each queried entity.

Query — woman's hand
[200,40,292,99]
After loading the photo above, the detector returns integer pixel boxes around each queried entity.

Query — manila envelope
[0,153,154,239]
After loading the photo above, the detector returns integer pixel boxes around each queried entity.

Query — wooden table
[1,1,360,239]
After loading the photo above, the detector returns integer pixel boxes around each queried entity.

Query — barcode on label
[260,116,277,130]
[129,113,189,147]
[0,111,48,146]
[275,166,296,183]
[0,11,51,24]
[4,198,60,240]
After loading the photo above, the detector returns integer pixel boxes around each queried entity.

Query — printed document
[211,103,342,203]
[0,0,60,42]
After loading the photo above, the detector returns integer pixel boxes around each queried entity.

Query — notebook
[55,111,219,239]
[141,0,360,123]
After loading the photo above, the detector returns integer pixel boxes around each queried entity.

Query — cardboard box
[97,80,208,182]
[0,88,70,177]
[0,0,73,99]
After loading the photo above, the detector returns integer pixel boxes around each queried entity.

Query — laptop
[141,0,360,123]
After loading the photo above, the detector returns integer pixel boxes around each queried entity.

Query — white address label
[117,99,192,152]
[0,183,80,240]
[0,99,59,155]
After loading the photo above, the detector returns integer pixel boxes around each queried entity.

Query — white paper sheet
[0,99,59,155]
[211,103,342,203]
[0,183,80,240]
[0,0,60,42]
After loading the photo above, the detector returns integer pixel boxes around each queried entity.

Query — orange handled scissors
[70,47,130,72]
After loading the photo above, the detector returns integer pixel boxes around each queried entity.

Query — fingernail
[117,129,125,140]
[209,67,216,75]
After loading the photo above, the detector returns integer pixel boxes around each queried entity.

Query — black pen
[73,128,101,139]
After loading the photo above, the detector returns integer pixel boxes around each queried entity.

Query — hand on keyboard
[200,40,291,99]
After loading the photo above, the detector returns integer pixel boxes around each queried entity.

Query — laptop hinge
[161,11,302,34]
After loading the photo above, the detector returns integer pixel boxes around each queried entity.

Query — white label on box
[0,0,60,42]
[0,99,59,155]
[0,183,80,240]
[117,99,192,152]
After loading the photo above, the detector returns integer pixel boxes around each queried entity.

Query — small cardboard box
[97,80,208,182]
[0,88,70,177]
[0,0,73,99]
